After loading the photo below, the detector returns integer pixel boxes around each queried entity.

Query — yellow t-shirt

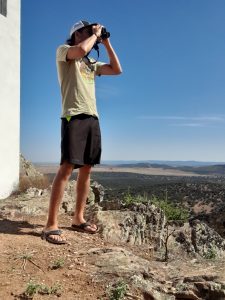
[56,44,103,119]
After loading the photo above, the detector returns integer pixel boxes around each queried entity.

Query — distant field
[35,164,225,203]
[35,165,202,177]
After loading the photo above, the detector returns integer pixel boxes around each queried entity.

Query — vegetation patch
[203,247,217,260]
[151,196,189,221]
[18,175,50,193]
[106,280,127,300]
[24,280,62,298]
[49,258,65,270]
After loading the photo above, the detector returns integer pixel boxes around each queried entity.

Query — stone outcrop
[19,154,49,193]
[174,219,225,258]
[4,177,224,260]
[20,153,43,177]
[86,201,225,259]
[60,180,104,214]
[2,168,225,260]
[87,202,166,248]
[85,247,225,300]
[85,247,172,300]
[172,275,225,300]
[90,181,104,203]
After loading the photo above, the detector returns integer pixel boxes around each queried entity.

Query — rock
[174,220,225,258]
[87,247,150,276]
[86,247,173,299]
[0,178,105,217]
[175,290,201,299]
[25,187,45,197]
[173,275,225,300]
[68,264,74,270]
[20,153,43,177]
[60,180,95,214]
[87,202,166,247]
[90,181,104,202]
[131,275,175,300]
[19,154,49,193]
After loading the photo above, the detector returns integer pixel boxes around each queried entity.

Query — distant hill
[178,164,225,175]
[101,160,225,167]
[103,162,225,176]
[34,160,225,176]
[114,163,173,169]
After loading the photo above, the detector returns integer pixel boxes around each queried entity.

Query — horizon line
[33,159,225,164]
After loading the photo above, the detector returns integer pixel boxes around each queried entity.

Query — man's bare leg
[43,161,74,242]
[72,165,97,232]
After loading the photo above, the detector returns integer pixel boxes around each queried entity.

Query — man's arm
[67,34,97,60]
[97,39,122,75]
[67,25,102,60]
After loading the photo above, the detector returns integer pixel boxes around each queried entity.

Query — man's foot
[41,229,67,244]
[71,222,99,234]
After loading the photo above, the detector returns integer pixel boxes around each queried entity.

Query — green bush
[151,196,189,221]
[25,282,41,297]
[107,280,127,300]
[123,187,134,205]
[123,188,149,205]
[25,281,62,298]
[50,258,65,270]
[203,248,217,259]
[122,190,189,222]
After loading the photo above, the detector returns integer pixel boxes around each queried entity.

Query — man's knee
[79,164,92,176]
[58,161,74,180]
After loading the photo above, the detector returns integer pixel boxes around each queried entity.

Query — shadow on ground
[0,218,41,236]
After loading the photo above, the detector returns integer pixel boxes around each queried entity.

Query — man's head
[69,20,95,45]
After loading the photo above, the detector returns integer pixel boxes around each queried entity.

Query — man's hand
[101,38,110,46]
[92,24,103,40]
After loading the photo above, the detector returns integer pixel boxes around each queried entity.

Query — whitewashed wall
[0,0,20,199]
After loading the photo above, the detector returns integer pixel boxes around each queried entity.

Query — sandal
[41,229,67,244]
[71,222,99,234]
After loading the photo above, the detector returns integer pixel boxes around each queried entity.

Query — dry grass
[18,175,50,193]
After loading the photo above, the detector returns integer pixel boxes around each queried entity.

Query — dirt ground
[0,214,132,300]
[0,216,113,300]
[1,213,225,299]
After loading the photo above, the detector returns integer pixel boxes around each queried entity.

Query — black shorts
[60,114,102,169]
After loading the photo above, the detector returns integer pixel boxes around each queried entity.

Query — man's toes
[89,224,97,231]
[49,234,65,242]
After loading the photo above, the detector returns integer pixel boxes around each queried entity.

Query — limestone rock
[86,247,172,300]
[90,181,104,202]
[20,153,43,177]
[174,220,225,258]
[87,202,166,248]
[60,180,95,214]
[173,275,225,300]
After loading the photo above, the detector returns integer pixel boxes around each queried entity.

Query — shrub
[151,196,189,222]
[122,187,135,205]
[203,247,217,259]
[107,280,127,300]
[24,281,62,298]
[25,281,41,297]
[18,175,50,193]
[123,188,149,205]
[50,258,65,270]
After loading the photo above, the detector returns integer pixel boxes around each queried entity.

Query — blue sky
[21,0,225,163]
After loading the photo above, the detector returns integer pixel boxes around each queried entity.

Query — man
[41,20,122,244]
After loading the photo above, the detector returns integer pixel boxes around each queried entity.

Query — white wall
[0,0,20,199]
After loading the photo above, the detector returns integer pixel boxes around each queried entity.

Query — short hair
[66,32,75,46]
